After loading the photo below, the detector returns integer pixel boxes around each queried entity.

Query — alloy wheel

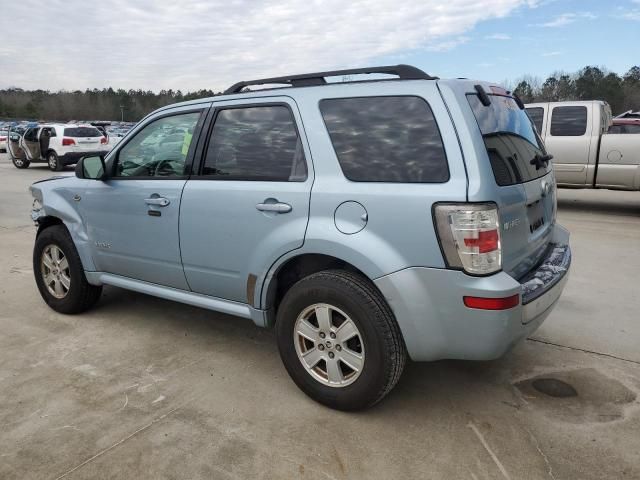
[41,244,71,299]
[294,303,365,387]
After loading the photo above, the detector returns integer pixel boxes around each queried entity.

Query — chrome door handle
[256,202,292,213]
[144,197,170,207]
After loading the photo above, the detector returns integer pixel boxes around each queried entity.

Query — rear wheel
[47,151,63,171]
[33,225,102,314]
[276,270,406,410]
[12,156,30,169]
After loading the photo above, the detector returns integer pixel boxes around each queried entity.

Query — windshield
[468,94,551,186]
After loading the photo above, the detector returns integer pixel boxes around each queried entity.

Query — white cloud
[485,33,511,40]
[535,12,596,27]
[1,0,542,91]
[541,51,562,56]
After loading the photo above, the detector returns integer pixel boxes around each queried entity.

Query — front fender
[31,179,95,271]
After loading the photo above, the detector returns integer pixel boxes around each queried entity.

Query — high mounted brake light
[434,203,502,275]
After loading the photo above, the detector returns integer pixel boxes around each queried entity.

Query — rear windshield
[64,127,102,137]
[468,94,551,186]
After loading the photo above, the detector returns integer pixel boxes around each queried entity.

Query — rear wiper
[530,153,553,170]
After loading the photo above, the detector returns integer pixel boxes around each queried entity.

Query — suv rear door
[465,88,556,278]
[21,127,41,161]
[179,97,312,306]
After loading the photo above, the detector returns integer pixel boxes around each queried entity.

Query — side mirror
[76,155,106,180]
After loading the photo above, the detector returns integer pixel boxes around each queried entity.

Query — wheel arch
[260,250,388,327]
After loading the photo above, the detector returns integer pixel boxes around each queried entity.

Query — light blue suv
[30,65,571,410]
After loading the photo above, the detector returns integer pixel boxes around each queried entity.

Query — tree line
[1,65,639,122]
[510,65,640,114]
[0,88,219,123]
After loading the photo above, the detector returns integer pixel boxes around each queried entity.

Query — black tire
[276,269,406,411]
[33,225,102,314]
[47,151,63,171]
[11,156,30,169]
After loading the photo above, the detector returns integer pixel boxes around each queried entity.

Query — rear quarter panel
[597,133,640,189]
[258,80,468,307]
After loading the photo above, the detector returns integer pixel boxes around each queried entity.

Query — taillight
[434,203,501,275]
[0,136,6,141]
[62,137,76,146]
[100,136,108,145]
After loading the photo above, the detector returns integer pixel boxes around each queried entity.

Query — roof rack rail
[224,64,437,94]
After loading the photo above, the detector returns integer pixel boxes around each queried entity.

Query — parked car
[525,101,640,190]
[0,128,8,152]
[8,124,111,171]
[609,118,640,134]
[29,65,571,410]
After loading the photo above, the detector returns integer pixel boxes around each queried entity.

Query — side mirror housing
[76,155,106,180]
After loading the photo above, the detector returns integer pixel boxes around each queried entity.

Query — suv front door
[81,105,208,289]
[180,98,312,305]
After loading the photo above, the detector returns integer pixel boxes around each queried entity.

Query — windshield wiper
[530,153,553,170]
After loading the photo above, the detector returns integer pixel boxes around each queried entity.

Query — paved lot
[1,153,639,479]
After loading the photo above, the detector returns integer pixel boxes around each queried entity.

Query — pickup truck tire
[33,225,102,314]
[11,156,30,169]
[276,269,406,410]
[47,151,62,171]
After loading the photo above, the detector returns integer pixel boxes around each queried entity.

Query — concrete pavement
[0,154,638,479]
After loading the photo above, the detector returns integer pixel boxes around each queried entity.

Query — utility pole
[119,105,125,122]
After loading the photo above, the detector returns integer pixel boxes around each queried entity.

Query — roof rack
[224,64,437,94]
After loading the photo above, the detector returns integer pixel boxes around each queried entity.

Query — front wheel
[47,151,63,171]
[276,270,406,411]
[33,225,102,314]
[12,156,30,169]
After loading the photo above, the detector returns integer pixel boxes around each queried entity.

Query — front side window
[202,105,306,181]
[320,96,449,183]
[550,106,588,136]
[525,107,544,134]
[468,94,551,186]
[115,111,201,178]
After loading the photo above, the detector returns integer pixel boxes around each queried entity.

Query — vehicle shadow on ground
[94,285,521,413]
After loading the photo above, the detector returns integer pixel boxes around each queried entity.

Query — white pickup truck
[525,101,640,190]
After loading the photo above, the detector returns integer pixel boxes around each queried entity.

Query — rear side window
[525,107,544,134]
[468,94,551,186]
[64,127,102,137]
[550,106,587,136]
[202,105,307,181]
[319,96,449,183]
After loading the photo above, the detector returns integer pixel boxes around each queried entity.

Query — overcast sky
[1,0,638,92]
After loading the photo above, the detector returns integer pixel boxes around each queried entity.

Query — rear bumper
[375,223,571,361]
[59,150,109,165]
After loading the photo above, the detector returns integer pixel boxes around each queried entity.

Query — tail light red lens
[62,137,76,146]
[100,136,108,145]
[463,294,520,310]
[463,229,499,254]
